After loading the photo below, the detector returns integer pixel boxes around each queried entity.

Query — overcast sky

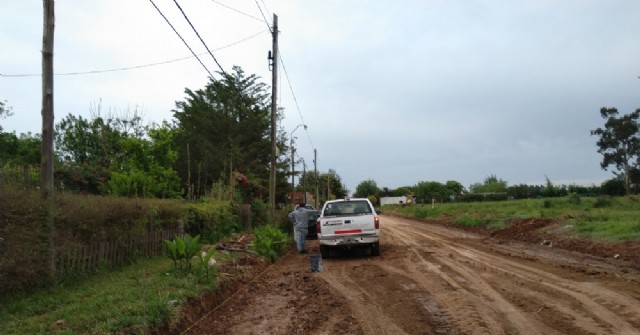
[2,0,639,194]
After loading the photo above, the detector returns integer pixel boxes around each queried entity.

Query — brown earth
[156,215,640,335]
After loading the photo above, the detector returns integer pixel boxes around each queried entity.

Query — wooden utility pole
[268,14,278,223]
[314,149,318,208]
[42,0,56,283]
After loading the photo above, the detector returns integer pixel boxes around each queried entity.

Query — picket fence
[56,228,182,275]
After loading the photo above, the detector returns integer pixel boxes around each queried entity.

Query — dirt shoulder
[157,215,640,335]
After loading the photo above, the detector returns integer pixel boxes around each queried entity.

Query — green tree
[414,181,448,203]
[354,179,380,203]
[318,169,348,201]
[107,122,181,198]
[172,66,276,199]
[445,180,465,197]
[470,174,508,194]
[0,132,41,166]
[590,107,640,195]
[390,186,414,197]
[0,100,13,132]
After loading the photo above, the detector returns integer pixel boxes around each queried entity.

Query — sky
[1,0,639,194]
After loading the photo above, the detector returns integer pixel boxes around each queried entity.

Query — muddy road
[176,215,640,335]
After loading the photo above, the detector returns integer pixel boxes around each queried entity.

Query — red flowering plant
[233,172,266,203]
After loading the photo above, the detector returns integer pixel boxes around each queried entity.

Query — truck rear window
[323,200,372,216]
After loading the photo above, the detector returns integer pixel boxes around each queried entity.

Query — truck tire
[371,243,380,256]
[320,245,330,259]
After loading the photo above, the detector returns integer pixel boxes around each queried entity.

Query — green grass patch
[1,256,222,334]
[383,196,640,241]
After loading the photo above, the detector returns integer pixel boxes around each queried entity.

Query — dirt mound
[487,218,640,269]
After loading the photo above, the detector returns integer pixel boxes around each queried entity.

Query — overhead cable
[253,0,273,33]
[0,30,267,78]
[279,52,314,149]
[148,0,215,79]
[172,0,227,77]
[210,0,263,22]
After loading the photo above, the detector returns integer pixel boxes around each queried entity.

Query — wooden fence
[56,228,182,275]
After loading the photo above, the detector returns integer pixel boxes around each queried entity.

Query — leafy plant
[198,247,217,279]
[164,234,201,270]
[252,225,288,262]
[165,239,179,268]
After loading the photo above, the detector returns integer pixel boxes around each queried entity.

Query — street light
[290,124,307,205]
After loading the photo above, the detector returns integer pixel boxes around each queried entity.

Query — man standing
[288,203,309,254]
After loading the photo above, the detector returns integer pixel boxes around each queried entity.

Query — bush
[593,196,613,208]
[414,208,429,219]
[566,192,581,205]
[184,200,238,243]
[252,225,289,262]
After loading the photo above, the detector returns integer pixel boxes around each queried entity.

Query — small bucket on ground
[310,255,323,272]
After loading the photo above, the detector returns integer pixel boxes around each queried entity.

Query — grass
[1,255,225,334]
[385,196,640,241]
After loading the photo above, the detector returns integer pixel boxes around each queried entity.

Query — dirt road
[174,215,640,335]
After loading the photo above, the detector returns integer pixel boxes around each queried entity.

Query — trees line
[351,107,640,203]
[1,67,348,205]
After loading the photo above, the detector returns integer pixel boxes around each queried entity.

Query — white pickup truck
[316,197,381,258]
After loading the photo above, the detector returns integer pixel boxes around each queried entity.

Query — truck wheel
[320,245,330,259]
[371,243,380,256]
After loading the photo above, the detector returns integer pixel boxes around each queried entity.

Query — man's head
[298,202,306,208]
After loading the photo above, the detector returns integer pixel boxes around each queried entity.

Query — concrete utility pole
[42,0,56,283]
[268,14,278,223]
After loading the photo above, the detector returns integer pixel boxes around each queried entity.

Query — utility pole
[302,158,307,204]
[268,14,278,224]
[42,0,56,283]
[314,149,318,208]
[290,145,295,203]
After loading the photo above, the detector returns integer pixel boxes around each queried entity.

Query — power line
[279,51,314,150]
[210,0,262,22]
[148,0,215,79]
[253,0,273,33]
[0,30,267,78]
[172,0,227,77]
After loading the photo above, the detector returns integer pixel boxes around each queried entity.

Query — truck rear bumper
[319,234,379,246]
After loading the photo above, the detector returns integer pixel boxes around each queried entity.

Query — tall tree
[354,179,380,199]
[591,107,640,195]
[172,66,276,198]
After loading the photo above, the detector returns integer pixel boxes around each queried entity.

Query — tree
[0,100,13,132]
[470,174,508,194]
[354,179,380,202]
[317,169,348,201]
[414,181,448,203]
[445,180,465,197]
[591,107,640,195]
[172,66,276,198]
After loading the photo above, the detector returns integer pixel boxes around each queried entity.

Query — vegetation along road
[171,214,640,335]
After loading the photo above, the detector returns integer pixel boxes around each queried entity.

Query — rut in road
[318,215,640,335]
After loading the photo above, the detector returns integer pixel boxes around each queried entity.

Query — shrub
[593,196,613,208]
[414,208,429,219]
[184,200,239,243]
[566,192,581,205]
[252,225,289,262]
[164,234,201,271]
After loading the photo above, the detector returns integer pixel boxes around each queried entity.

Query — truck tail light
[316,219,321,234]
[374,216,380,229]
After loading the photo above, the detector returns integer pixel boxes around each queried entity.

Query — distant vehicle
[316,198,381,258]
[294,204,320,240]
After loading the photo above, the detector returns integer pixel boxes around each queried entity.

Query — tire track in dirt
[382,215,640,335]
[171,215,640,335]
